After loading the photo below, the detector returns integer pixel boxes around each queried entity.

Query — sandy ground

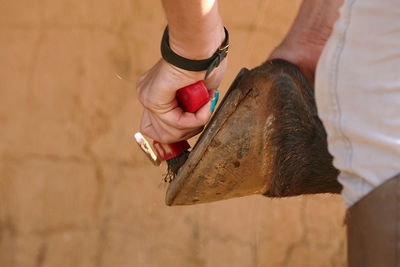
[0,0,346,266]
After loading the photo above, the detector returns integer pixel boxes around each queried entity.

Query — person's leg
[315,0,400,265]
[316,0,400,207]
[347,173,400,266]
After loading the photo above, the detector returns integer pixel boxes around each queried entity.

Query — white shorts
[315,0,400,207]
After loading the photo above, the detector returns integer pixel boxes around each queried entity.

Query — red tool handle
[153,81,209,161]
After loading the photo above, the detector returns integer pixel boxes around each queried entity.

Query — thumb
[203,59,227,90]
[193,100,212,126]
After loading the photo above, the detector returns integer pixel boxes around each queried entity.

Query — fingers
[140,109,161,141]
[136,58,226,144]
[140,103,211,144]
[163,101,211,129]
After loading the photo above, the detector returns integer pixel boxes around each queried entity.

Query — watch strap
[161,26,229,79]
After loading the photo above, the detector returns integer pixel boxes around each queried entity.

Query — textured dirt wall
[0,0,346,266]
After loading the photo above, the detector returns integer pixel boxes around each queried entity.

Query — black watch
[161,26,229,79]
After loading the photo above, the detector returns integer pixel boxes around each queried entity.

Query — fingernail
[210,91,219,113]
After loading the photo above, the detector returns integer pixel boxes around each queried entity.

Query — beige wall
[0,0,346,266]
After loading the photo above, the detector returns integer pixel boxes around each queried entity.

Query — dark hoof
[166,59,341,206]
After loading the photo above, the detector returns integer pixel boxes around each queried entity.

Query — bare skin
[269,0,344,84]
[137,0,226,144]
[137,0,344,144]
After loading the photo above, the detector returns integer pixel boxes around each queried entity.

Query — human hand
[269,40,323,85]
[137,57,227,144]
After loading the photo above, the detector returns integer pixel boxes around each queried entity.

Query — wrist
[277,35,324,65]
[277,0,343,59]
[269,0,343,84]
[168,22,226,60]
[161,25,229,79]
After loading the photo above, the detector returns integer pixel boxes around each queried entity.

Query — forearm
[270,0,344,83]
[284,0,343,48]
[162,0,225,60]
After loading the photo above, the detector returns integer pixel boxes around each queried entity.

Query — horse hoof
[166,59,341,206]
